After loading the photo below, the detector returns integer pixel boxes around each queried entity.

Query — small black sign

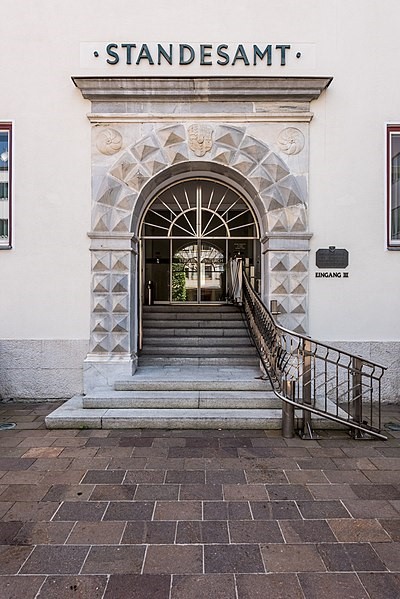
[316,247,349,269]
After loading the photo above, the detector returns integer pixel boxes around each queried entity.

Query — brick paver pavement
[0,401,399,598]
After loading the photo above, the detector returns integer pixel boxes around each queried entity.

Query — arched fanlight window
[141,178,259,239]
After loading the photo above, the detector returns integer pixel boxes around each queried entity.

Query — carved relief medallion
[188,124,213,157]
[96,128,123,155]
[277,127,305,155]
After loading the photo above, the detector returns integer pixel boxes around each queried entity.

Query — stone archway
[74,76,331,391]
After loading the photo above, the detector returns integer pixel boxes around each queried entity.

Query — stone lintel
[88,112,315,123]
[261,232,313,252]
[88,232,138,252]
[73,76,333,104]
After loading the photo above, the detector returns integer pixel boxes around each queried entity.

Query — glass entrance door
[141,177,259,304]
[172,241,225,303]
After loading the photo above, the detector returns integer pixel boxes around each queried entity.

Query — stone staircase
[46,304,286,429]
[139,304,260,366]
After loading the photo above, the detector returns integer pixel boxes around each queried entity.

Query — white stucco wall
[0,0,399,398]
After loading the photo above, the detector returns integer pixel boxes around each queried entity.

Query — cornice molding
[72,76,332,103]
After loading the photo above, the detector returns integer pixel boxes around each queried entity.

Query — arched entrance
[72,76,333,391]
[140,177,260,304]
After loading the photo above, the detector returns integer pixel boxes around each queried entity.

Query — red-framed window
[0,123,12,249]
[387,124,400,249]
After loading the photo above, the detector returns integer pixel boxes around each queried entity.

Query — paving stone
[372,541,400,570]
[3,501,59,522]
[165,470,205,484]
[81,470,125,484]
[316,542,386,572]
[108,458,148,470]
[28,458,73,471]
[0,471,45,484]
[20,545,89,574]
[121,521,176,544]
[0,521,23,544]
[206,470,246,484]
[135,484,179,500]
[369,458,400,470]
[66,521,126,544]
[296,500,350,519]
[176,521,229,544]
[0,545,33,573]
[223,484,268,500]
[261,543,326,572]
[144,544,203,574]
[104,574,171,599]
[235,573,304,598]
[356,573,400,599]
[350,484,400,500]
[180,484,223,500]
[119,437,155,447]
[280,520,337,543]
[284,470,328,484]
[103,501,155,521]
[203,501,252,521]
[12,522,74,545]
[365,470,400,483]
[250,500,301,520]
[125,470,166,484]
[307,484,359,500]
[343,500,399,518]
[0,458,35,470]
[89,484,137,501]
[297,458,338,470]
[244,468,290,484]
[323,470,371,484]
[229,521,284,544]
[298,572,369,598]
[153,501,202,521]
[22,447,63,458]
[39,471,87,485]
[0,575,45,599]
[171,574,236,598]
[42,484,95,502]
[53,501,107,522]
[378,518,400,541]
[204,544,264,573]
[1,403,400,594]
[82,545,146,574]
[266,484,313,501]
[36,575,107,598]
[328,518,391,542]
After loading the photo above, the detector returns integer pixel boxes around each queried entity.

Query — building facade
[1,1,399,402]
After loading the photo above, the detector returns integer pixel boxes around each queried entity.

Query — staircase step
[83,390,279,410]
[143,312,242,321]
[143,320,245,329]
[140,346,256,356]
[115,377,269,392]
[46,397,348,431]
[144,328,249,337]
[138,356,259,366]
[143,337,252,347]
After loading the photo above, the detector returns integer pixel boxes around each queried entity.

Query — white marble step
[140,345,257,356]
[143,337,252,347]
[143,327,249,337]
[46,396,347,431]
[83,390,279,410]
[138,356,259,366]
[115,377,269,392]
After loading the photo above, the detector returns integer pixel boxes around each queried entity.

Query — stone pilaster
[83,233,138,392]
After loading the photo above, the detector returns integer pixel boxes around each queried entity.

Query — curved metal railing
[237,266,387,440]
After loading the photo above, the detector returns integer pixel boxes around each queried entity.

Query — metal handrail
[239,268,387,440]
